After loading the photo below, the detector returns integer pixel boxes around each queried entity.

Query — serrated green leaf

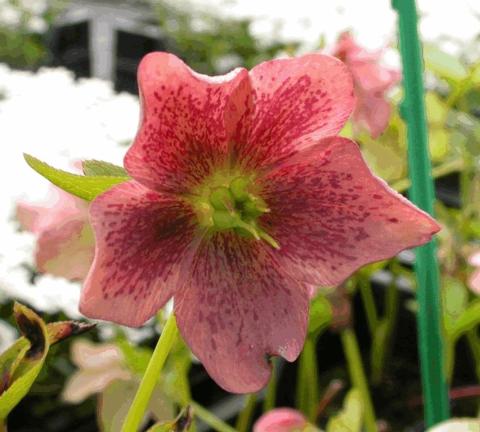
[326,389,363,432]
[24,154,129,201]
[82,160,128,177]
[423,45,468,83]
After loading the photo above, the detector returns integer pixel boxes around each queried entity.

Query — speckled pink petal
[36,217,94,280]
[81,180,199,327]
[124,52,252,194]
[234,54,355,170]
[259,137,440,288]
[254,408,307,432]
[174,233,309,393]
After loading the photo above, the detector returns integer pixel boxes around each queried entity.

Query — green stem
[190,401,237,432]
[359,280,379,336]
[467,330,480,382]
[341,328,377,432]
[121,314,178,432]
[295,346,308,414]
[263,360,277,412]
[445,338,455,384]
[303,338,320,422]
[371,282,399,385]
[235,393,258,432]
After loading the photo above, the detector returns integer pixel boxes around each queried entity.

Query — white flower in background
[0,64,139,322]
[428,419,480,432]
[26,16,47,33]
[0,320,17,354]
[18,0,48,16]
[0,4,22,29]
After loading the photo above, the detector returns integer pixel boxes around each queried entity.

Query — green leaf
[0,303,49,420]
[24,154,129,201]
[423,45,468,83]
[0,303,94,421]
[100,380,175,432]
[448,301,480,341]
[442,277,468,324]
[147,406,193,432]
[308,294,333,339]
[116,338,152,375]
[326,389,363,432]
[82,160,128,177]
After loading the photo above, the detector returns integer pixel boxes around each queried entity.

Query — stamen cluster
[194,176,279,248]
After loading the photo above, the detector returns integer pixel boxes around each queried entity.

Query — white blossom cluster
[0,63,139,322]
[0,0,51,33]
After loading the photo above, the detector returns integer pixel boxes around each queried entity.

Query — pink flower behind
[254,408,309,432]
[80,52,439,393]
[17,187,94,280]
[333,32,401,138]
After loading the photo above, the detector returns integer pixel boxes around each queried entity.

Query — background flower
[332,31,400,138]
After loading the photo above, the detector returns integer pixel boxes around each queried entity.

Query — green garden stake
[392,0,450,426]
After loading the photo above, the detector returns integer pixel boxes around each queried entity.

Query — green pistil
[192,174,279,249]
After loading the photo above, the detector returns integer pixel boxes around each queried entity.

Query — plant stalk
[341,327,377,432]
[121,313,178,432]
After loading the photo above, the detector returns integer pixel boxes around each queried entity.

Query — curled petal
[81,181,198,327]
[175,233,309,393]
[260,137,440,288]
[125,52,252,194]
[254,408,307,432]
[234,54,355,170]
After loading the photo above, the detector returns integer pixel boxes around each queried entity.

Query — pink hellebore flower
[17,187,94,280]
[254,408,309,432]
[333,32,401,138]
[468,252,480,295]
[81,52,439,393]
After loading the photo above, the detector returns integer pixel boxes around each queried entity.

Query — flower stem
[341,327,377,432]
[263,360,277,412]
[235,393,258,432]
[190,401,237,432]
[359,280,378,335]
[121,313,178,432]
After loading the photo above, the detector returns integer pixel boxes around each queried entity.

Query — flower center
[191,173,279,249]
